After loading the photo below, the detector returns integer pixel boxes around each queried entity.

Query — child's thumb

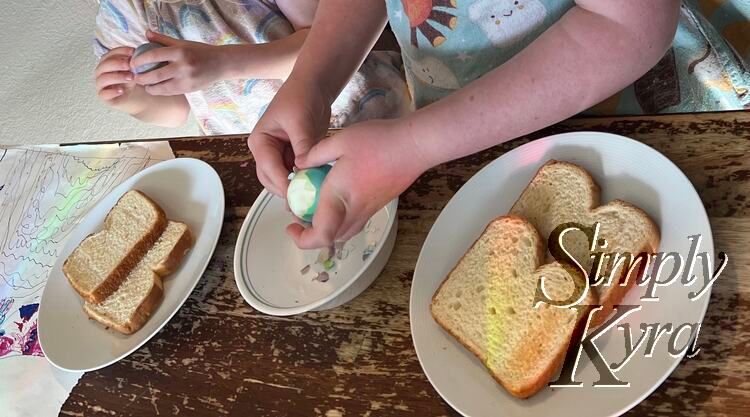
[291,136,316,161]
[295,137,343,169]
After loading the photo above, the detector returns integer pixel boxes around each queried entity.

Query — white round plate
[234,190,397,316]
[411,132,713,417]
[39,158,224,372]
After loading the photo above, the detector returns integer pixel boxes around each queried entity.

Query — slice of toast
[83,221,193,334]
[509,160,660,326]
[431,216,596,399]
[63,190,167,303]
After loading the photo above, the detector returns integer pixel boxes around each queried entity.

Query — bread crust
[63,190,167,303]
[152,225,193,277]
[431,216,581,399]
[83,276,164,334]
[588,200,660,327]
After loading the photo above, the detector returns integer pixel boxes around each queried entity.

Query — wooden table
[61,111,750,416]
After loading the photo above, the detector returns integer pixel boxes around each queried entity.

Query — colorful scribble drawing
[0,144,171,358]
[0,302,41,357]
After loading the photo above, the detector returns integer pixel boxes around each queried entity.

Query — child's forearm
[285,0,388,103]
[406,0,680,170]
[219,30,309,81]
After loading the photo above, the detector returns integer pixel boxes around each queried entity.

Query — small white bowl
[234,190,397,316]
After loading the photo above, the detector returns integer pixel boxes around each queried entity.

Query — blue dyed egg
[287,165,332,223]
[132,42,167,74]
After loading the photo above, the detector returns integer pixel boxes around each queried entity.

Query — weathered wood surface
[62,111,750,416]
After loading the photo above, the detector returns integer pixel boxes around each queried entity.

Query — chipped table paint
[61,111,750,416]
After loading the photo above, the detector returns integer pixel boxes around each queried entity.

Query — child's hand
[93,43,191,127]
[95,47,137,106]
[131,31,226,95]
[287,119,429,249]
[247,78,333,197]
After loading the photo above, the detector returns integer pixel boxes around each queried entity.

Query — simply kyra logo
[535,222,728,388]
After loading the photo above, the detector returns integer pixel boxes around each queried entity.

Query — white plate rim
[38,157,225,372]
[233,190,398,316]
[410,131,713,416]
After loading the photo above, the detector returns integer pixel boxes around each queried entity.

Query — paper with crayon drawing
[0,142,174,416]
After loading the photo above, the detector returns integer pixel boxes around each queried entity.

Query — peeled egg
[132,42,167,74]
[287,165,332,223]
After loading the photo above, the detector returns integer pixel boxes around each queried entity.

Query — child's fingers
[95,55,132,77]
[134,64,175,86]
[295,136,344,168]
[144,79,179,96]
[290,136,317,162]
[130,46,180,70]
[146,30,181,46]
[286,193,346,249]
[98,86,124,101]
[283,145,296,171]
[249,134,292,196]
[257,170,279,197]
[338,217,368,242]
[100,46,134,61]
[96,71,133,92]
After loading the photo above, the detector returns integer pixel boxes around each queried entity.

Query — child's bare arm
[281,0,388,104]
[217,30,310,81]
[406,0,681,168]
[129,30,311,96]
[276,0,318,30]
[220,0,327,81]
[212,0,319,82]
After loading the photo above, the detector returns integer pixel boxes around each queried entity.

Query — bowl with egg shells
[233,187,398,316]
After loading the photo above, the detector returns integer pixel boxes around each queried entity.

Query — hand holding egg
[286,119,427,249]
[131,30,227,96]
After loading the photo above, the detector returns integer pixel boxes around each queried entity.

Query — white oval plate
[39,158,224,372]
[411,132,713,417]
[234,190,398,316]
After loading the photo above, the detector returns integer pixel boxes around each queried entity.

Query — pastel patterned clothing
[95,0,410,134]
[386,0,749,114]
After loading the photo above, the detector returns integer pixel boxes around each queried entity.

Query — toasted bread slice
[509,160,660,326]
[431,216,596,399]
[63,190,167,303]
[83,221,193,334]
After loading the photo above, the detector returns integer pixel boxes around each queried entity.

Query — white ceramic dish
[234,190,397,316]
[411,132,714,417]
[39,158,224,372]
